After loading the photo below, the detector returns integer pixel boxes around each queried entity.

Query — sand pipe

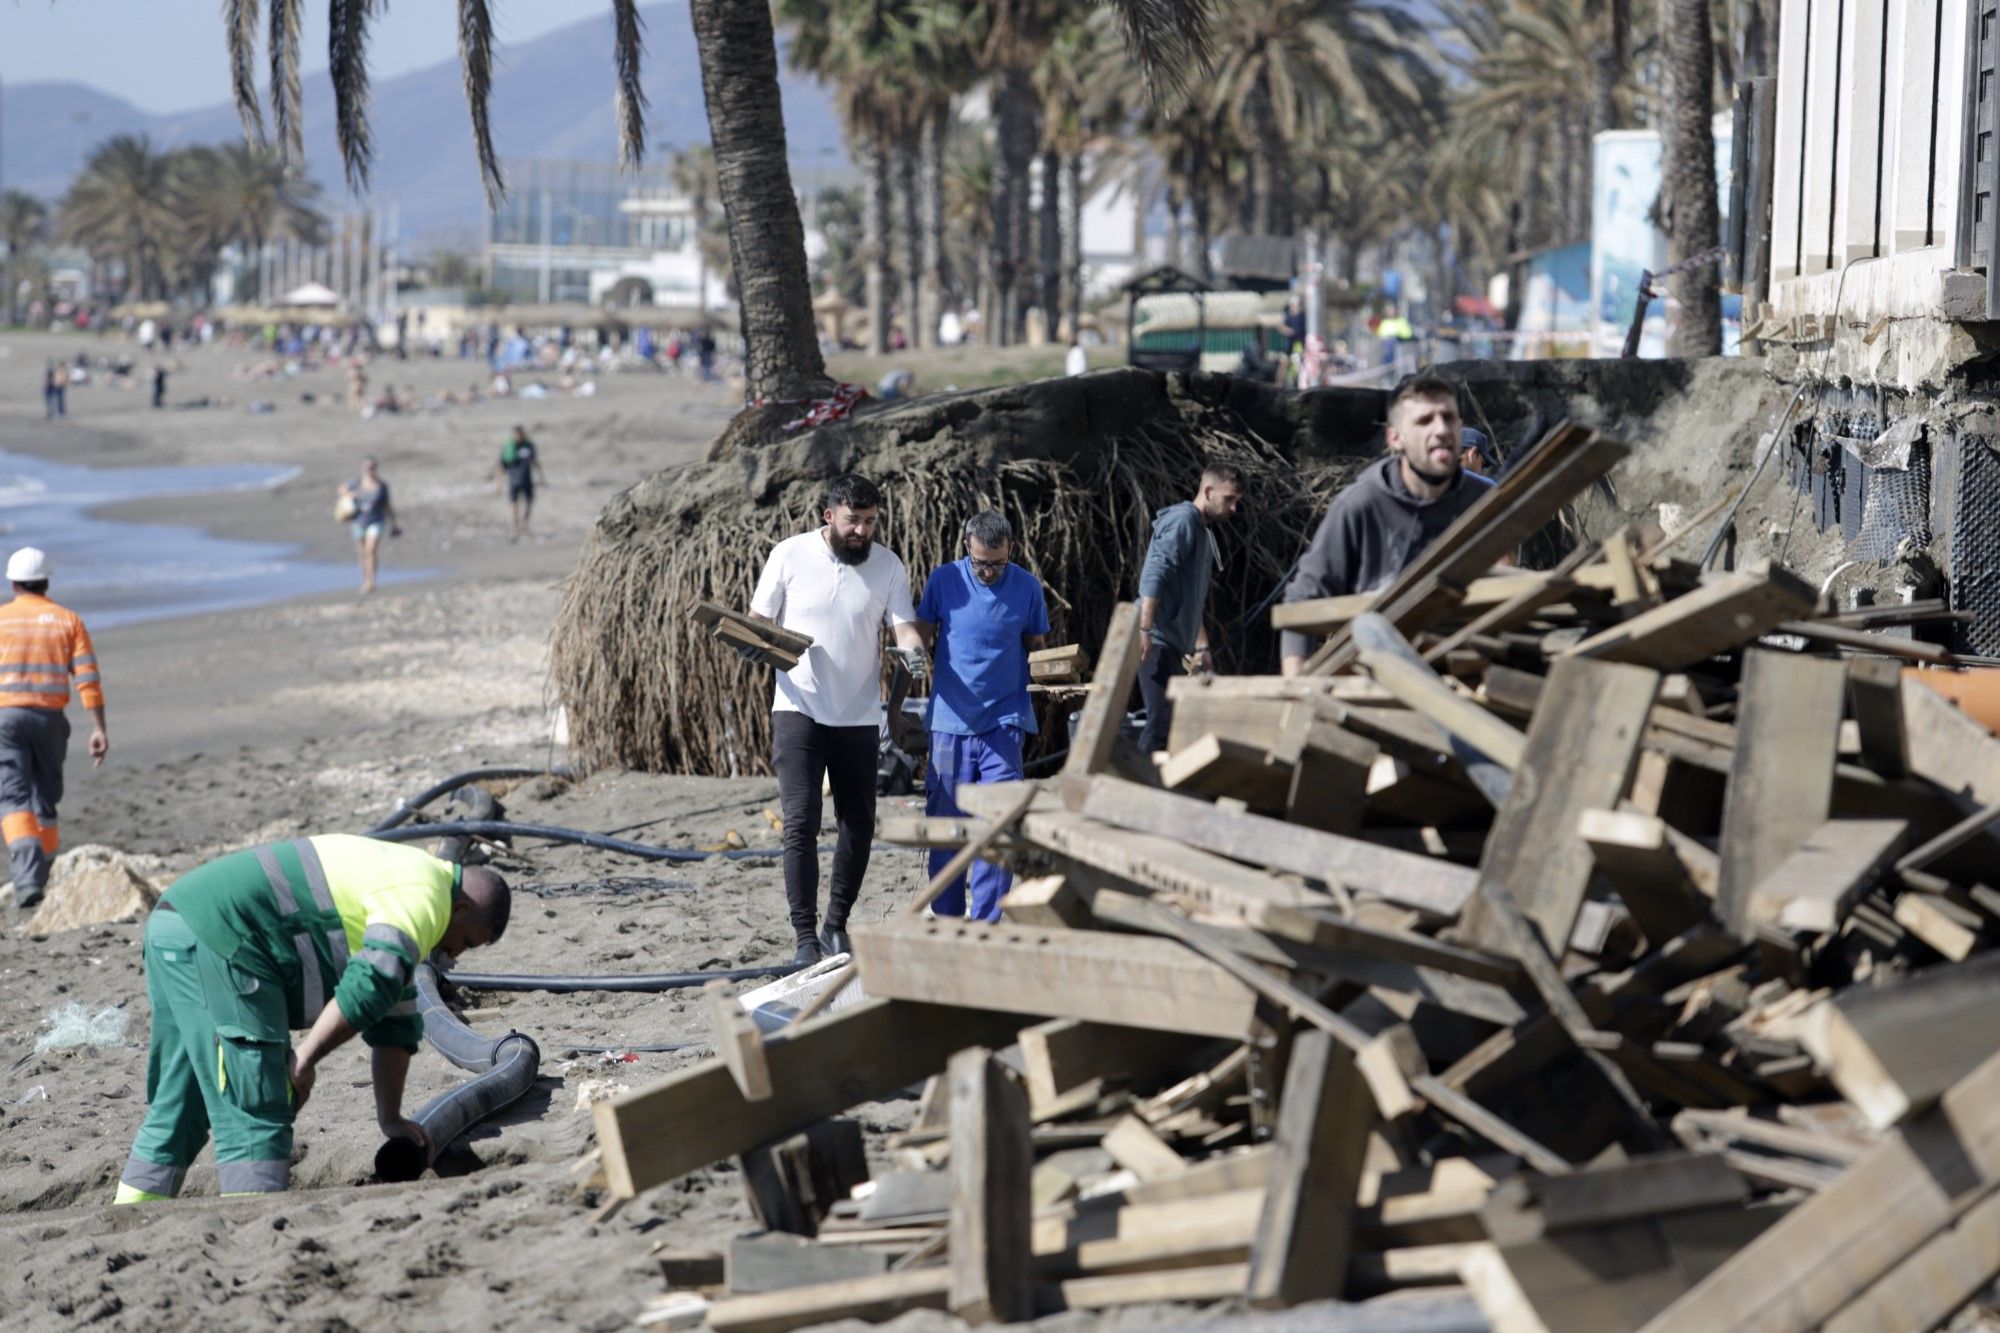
[439,962,804,993]
[366,819,802,862]
[378,961,543,1183]
[368,766,570,834]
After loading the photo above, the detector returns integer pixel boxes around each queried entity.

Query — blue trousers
[926,726,1025,921]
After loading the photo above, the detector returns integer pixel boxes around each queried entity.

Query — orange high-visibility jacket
[0,593,103,712]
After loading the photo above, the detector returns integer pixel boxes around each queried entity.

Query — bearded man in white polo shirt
[751,473,927,965]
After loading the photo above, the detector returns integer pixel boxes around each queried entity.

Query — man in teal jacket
[114,835,511,1200]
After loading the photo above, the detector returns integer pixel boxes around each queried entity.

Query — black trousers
[771,712,879,945]
[1135,647,1185,753]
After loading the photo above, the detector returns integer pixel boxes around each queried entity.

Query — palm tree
[1,191,50,324]
[60,135,180,301]
[1659,0,1720,354]
[223,0,1214,419]
[1204,0,1436,237]
[174,142,326,302]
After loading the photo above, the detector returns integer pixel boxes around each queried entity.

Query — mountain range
[0,3,848,245]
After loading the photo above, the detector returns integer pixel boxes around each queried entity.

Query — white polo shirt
[750,529,917,727]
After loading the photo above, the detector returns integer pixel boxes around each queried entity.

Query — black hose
[368,766,566,834]
[440,963,803,993]
[388,962,543,1181]
[367,819,794,862]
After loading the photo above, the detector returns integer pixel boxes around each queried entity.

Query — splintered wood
[599,423,2000,1331]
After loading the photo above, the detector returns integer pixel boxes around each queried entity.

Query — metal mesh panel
[1950,434,2000,655]
[1851,442,1932,562]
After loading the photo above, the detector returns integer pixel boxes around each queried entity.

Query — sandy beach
[0,331,975,1331]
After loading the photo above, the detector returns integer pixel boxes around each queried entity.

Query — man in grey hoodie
[1279,374,1495,674]
[1135,462,1245,751]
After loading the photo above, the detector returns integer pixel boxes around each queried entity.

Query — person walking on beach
[1135,462,1244,751]
[43,363,68,419]
[494,425,545,541]
[150,363,168,410]
[914,512,1049,921]
[750,473,928,965]
[114,836,511,1200]
[338,457,400,595]
[0,548,108,912]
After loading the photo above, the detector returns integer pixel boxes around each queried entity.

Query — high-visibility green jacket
[160,835,460,1052]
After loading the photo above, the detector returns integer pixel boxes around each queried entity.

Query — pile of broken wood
[597,424,2000,1333]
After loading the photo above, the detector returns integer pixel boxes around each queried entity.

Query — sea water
[0,450,417,627]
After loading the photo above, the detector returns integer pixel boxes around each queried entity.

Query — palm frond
[458,0,505,205]
[329,0,377,193]
[1101,0,1215,103]
[225,0,268,145]
[268,0,304,164]
[612,0,650,172]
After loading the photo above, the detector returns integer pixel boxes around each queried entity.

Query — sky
[0,1,595,114]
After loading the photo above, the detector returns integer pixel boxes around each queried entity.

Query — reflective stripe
[291,841,350,972]
[296,932,324,1015]
[290,840,337,913]
[72,654,96,668]
[0,662,69,675]
[356,947,408,984]
[120,1156,186,1197]
[216,1041,227,1094]
[73,672,100,686]
[385,999,418,1018]
[0,681,66,695]
[361,922,419,964]
[216,1159,289,1194]
[252,846,299,915]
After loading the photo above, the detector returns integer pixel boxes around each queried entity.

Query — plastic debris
[34,1001,129,1053]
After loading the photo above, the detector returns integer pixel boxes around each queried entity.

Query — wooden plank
[1017,1019,1204,1110]
[1356,621,1528,770]
[1459,657,1661,956]
[1819,1186,2000,1333]
[1892,892,1981,960]
[593,999,1033,1199]
[849,916,1261,1040]
[1037,1190,1262,1275]
[704,1268,950,1333]
[1716,651,1847,938]
[693,599,814,655]
[1053,774,1479,917]
[1745,819,1909,933]
[1637,1049,2000,1333]
[725,1234,892,1296]
[1846,657,1908,778]
[948,1047,1034,1324]
[1159,734,1293,812]
[705,981,772,1102]
[1284,718,1376,836]
[1251,902,1524,989]
[1101,1115,1187,1181]
[1061,602,1145,793]
[1579,807,1715,943]
[1245,1027,1376,1307]
[1029,643,1089,682]
[1565,562,1819,669]
[1802,951,2000,1130]
[1533,1153,1749,1232]
[998,874,1092,928]
[1051,1263,1250,1311]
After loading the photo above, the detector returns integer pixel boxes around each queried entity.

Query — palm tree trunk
[1589,0,1626,138]
[863,133,891,356]
[898,133,922,349]
[1189,174,1214,282]
[1661,0,1722,356]
[1165,181,1185,271]
[1063,152,1083,345]
[1248,77,1294,237]
[1038,148,1061,340]
[919,105,945,351]
[687,0,828,400]
[990,69,1037,348]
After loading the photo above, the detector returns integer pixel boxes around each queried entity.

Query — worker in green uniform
[114,834,512,1201]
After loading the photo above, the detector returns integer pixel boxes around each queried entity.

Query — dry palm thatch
[328,0,377,193]
[550,370,1377,776]
[458,0,504,206]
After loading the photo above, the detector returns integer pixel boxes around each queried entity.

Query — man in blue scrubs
[915,512,1051,920]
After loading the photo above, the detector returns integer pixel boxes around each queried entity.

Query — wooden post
[947,1047,1034,1324]
[1062,602,1145,798]
[1245,1028,1375,1307]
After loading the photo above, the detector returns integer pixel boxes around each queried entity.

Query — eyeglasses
[968,558,1009,574]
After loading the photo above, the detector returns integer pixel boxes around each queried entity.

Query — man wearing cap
[115,836,511,1199]
[0,548,107,909]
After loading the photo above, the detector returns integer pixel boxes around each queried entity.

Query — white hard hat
[6,548,50,582]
